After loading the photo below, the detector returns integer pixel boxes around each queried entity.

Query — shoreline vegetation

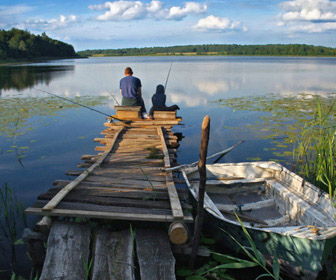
[77,44,336,57]
[0,28,79,66]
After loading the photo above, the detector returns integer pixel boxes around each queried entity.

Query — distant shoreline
[0,56,84,66]
[77,44,336,58]
[85,53,336,58]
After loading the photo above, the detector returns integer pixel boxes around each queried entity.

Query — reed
[0,183,27,268]
[177,214,281,279]
[293,100,336,201]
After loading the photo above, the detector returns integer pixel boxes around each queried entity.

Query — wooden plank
[114,106,141,111]
[35,200,173,215]
[91,228,135,280]
[69,168,166,178]
[39,221,91,280]
[53,179,168,191]
[157,126,184,220]
[38,191,173,209]
[48,186,188,200]
[116,111,140,120]
[82,158,164,167]
[136,229,176,280]
[84,175,167,187]
[42,127,124,212]
[52,180,189,195]
[26,207,193,223]
[66,170,167,181]
[153,111,176,119]
[105,120,181,127]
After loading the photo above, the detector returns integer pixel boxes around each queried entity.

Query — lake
[1,55,336,277]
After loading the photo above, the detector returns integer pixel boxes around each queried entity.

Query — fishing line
[34,88,112,117]
[164,61,173,91]
[107,89,120,106]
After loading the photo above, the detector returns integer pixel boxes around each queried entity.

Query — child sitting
[149,84,179,119]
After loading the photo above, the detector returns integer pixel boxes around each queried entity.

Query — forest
[0,28,77,60]
[78,44,336,57]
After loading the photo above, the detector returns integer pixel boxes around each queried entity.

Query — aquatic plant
[0,183,27,268]
[214,93,336,166]
[177,216,282,280]
[293,100,336,198]
[0,95,109,139]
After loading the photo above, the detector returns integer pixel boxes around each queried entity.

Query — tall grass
[0,183,27,268]
[293,100,336,201]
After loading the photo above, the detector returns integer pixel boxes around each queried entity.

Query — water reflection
[0,65,74,93]
[1,56,336,278]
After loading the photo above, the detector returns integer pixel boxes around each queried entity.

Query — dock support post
[189,115,210,268]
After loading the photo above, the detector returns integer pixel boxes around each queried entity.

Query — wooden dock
[26,111,192,224]
[25,107,193,279]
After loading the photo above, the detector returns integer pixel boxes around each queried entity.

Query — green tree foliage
[0,28,77,60]
[77,44,336,57]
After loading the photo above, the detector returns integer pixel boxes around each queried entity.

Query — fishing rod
[34,88,130,123]
[107,89,120,106]
[164,62,173,91]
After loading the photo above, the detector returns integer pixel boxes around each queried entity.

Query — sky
[0,0,335,51]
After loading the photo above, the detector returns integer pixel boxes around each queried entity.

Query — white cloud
[193,15,247,32]
[280,0,336,21]
[167,2,207,20]
[0,5,32,28]
[89,0,207,21]
[0,5,32,17]
[17,15,78,31]
[278,0,336,32]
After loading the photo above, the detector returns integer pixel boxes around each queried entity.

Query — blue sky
[0,0,335,51]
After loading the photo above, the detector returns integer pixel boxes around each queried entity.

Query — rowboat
[181,161,336,278]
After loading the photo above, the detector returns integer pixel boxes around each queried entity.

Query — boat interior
[184,162,336,238]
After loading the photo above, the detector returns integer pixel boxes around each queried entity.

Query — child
[149,84,179,119]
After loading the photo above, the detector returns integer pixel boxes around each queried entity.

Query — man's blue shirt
[120,76,141,98]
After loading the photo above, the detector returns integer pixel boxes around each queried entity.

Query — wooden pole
[189,115,210,268]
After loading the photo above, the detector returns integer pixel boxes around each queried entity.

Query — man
[120,67,148,118]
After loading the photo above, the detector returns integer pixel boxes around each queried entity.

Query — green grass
[293,100,336,200]
[0,183,27,268]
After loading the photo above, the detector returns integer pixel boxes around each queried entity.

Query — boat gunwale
[182,161,336,240]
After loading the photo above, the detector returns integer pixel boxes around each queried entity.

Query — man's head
[125,67,133,76]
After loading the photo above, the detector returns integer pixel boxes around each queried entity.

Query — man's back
[120,75,141,98]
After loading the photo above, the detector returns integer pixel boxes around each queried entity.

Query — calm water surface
[1,56,336,276]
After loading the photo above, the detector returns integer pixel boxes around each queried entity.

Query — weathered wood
[48,186,189,200]
[53,179,167,191]
[153,111,177,119]
[190,115,210,268]
[22,228,46,272]
[38,191,173,209]
[168,222,188,245]
[35,200,174,215]
[91,228,135,280]
[42,127,124,212]
[84,175,166,187]
[136,229,176,280]
[114,106,141,111]
[52,180,188,195]
[116,110,140,120]
[33,216,52,234]
[157,126,184,220]
[26,206,193,223]
[104,119,181,127]
[39,221,91,280]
